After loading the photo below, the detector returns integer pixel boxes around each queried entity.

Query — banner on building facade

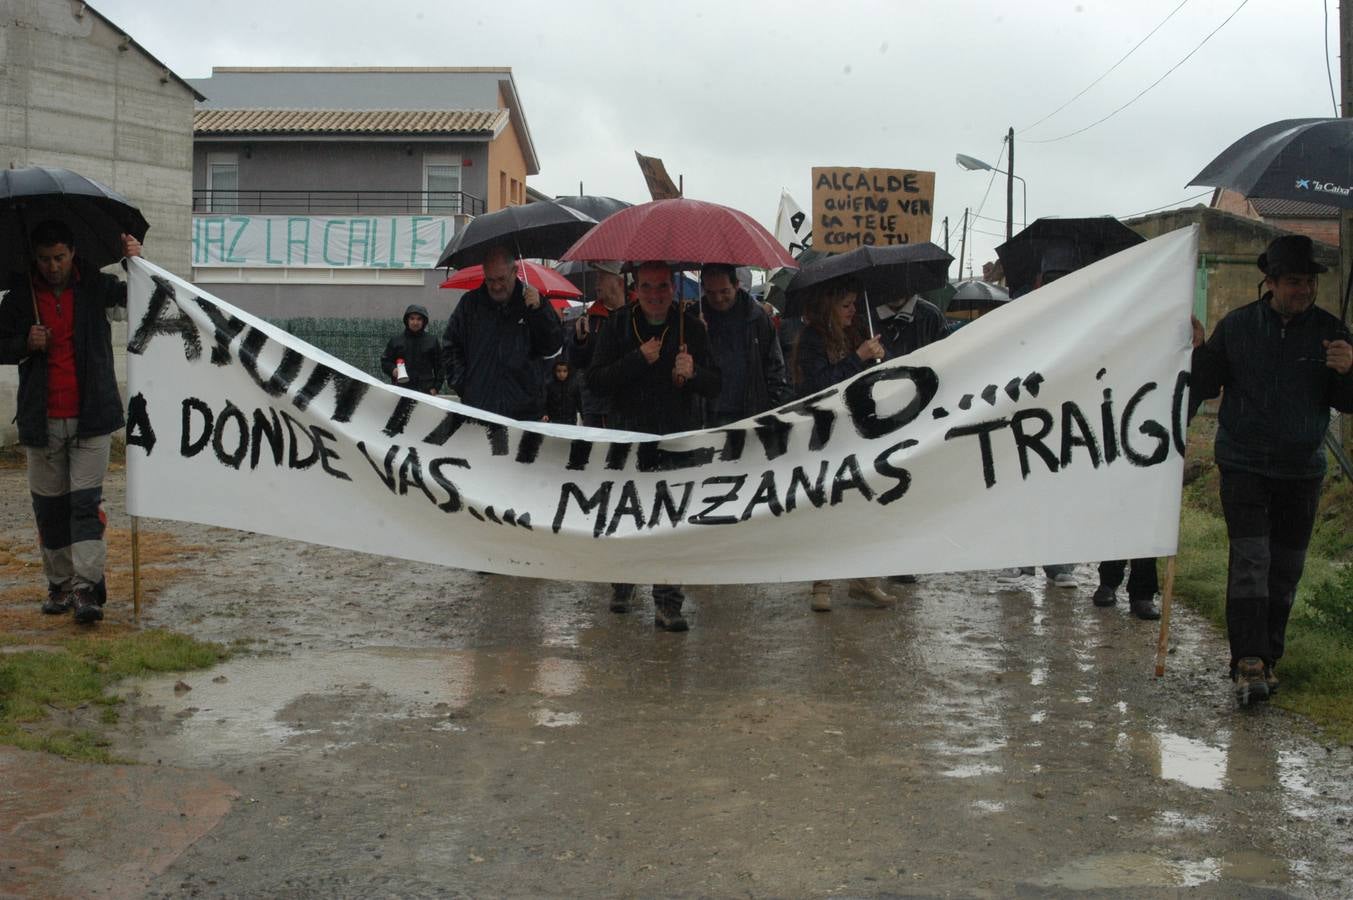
[125,227,1197,584]
[191,215,455,268]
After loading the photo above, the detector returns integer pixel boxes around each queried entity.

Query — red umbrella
[559,198,797,269]
[439,260,582,299]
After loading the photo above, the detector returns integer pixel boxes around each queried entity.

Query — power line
[1019,0,1191,135]
[1024,0,1252,145]
[1325,0,1340,116]
[1116,189,1214,219]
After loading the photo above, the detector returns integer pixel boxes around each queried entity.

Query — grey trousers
[26,419,111,594]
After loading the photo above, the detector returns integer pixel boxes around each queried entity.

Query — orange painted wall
[486,85,530,211]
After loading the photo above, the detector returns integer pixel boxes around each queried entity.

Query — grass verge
[0,521,225,763]
[0,629,226,762]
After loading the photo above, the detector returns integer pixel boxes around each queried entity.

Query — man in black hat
[1191,233,1353,705]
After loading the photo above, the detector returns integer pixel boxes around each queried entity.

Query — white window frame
[206,152,239,214]
[423,154,463,214]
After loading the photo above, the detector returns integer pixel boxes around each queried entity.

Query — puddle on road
[118,646,587,766]
[1154,732,1227,791]
[1042,848,1307,891]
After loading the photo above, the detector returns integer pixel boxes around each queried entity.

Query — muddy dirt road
[3,465,1352,898]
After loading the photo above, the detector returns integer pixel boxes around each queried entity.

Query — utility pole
[958,208,969,282]
[1342,1,1352,323]
[1006,126,1015,242]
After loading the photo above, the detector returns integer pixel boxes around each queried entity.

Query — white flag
[773,190,809,253]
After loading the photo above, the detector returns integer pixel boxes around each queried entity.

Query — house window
[424,155,462,214]
[207,153,238,213]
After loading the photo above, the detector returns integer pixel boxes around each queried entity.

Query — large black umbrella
[1188,117,1353,321]
[1187,118,1353,209]
[436,200,597,269]
[996,217,1144,297]
[0,166,149,273]
[783,243,953,317]
[555,195,632,222]
[948,279,1010,313]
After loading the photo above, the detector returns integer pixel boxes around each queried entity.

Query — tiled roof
[194,108,508,135]
[1251,197,1340,218]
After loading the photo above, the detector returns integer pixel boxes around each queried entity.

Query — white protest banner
[191,215,454,268]
[125,226,1197,584]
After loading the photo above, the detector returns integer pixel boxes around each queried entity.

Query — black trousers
[1097,558,1159,601]
[1218,467,1322,668]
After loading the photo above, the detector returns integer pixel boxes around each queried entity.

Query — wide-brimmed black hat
[1258,234,1328,277]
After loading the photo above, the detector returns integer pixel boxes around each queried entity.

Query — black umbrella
[1188,117,1353,321]
[948,279,1010,313]
[0,166,149,273]
[555,195,632,222]
[996,217,1143,297]
[782,243,953,318]
[1187,118,1353,209]
[436,200,597,269]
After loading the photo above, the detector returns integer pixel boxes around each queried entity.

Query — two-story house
[187,67,540,321]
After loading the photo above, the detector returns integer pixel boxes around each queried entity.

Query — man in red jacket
[0,220,141,624]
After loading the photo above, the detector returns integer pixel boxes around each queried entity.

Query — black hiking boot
[42,586,73,615]
[1129,595,1161,620]
[1091,585,1117,607]
[71,588,103,625]
[654,603,688,632]
[610,583,636,614]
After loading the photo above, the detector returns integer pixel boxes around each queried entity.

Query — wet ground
[2,466,1353,898]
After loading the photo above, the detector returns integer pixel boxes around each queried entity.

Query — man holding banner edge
[0,219,141,624]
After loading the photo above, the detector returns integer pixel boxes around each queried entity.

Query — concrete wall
[1129,206,1343,327]
[0,0,195,277]
[1,0,194,446]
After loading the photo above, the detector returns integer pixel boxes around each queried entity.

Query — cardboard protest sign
[635,151,681,201]
[811,167,936,251]
[124,227,1196,584]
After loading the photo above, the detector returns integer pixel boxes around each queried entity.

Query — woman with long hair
[789,277,896,612]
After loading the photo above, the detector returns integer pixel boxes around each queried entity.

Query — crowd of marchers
[366,235,1353,708]
[3,219,1350,707]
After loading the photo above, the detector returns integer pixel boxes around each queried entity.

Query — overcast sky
[98,0,1338,275]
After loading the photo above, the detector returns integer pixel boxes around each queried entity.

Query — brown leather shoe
[847,578,897,608]
[1234,657,1269,706]
[810,581,832,612]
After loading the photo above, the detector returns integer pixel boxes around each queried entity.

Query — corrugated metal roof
[1251,197,1340,218]
[194,108,508,135]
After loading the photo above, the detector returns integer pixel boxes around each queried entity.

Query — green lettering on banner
[225,217,250,264]
[202,218,227,265]
[191,216,203,264]
[348,219,373,266]
[409,217,434,267]
[439,219,448,262]
[287,218,311,265]
[385,218,405,268]
[264,219,283,265]
[322,219,344,266]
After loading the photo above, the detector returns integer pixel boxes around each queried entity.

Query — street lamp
[955,146,1026,241]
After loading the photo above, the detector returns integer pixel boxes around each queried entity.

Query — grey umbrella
[948,279,1010,313]
[436,200,597,269]
[555,195,632,222]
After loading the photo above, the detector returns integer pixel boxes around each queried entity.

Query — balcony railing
[193,189,485,217]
